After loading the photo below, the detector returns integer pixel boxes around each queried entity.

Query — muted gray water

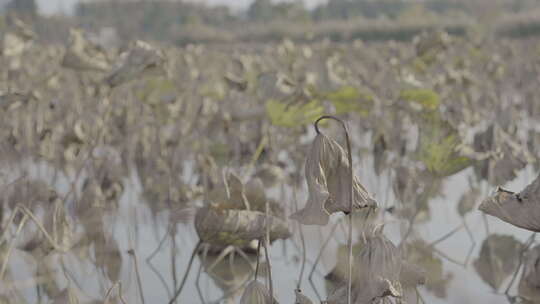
[4,155,536,304]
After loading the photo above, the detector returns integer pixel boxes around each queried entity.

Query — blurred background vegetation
[3,0,540,44]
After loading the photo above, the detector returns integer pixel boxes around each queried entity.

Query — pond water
[3,155,536,304]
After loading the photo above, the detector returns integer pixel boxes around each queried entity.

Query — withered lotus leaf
[61,28,109,72]
[195,207,291,247]
[479,175,540,232]
[291,133,377,225]
[105,40,165,87]
[326,230,403,303]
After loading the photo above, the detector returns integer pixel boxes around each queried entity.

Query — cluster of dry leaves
[2,14,540,304]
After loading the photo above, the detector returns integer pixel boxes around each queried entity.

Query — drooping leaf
[290,132,377,225]
[326,229,403,303]
[480,175,540,232]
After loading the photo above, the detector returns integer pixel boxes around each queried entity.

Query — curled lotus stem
[314,115,354,304]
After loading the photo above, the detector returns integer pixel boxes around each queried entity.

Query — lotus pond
[2,19,540,304]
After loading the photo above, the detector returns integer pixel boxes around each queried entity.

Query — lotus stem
[314,115,354,304]
[169,240,202,304]
[195,263,206,303]
[128,249,146,304]
[265,201,274,302]
[309,221,339,301]
[294,188,307,290]
[255,238,262,279]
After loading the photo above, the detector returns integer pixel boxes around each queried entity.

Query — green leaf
[399,88,440,111]
[323,86,374,115]
[265,99,324,128]
[417,118,472,177]
[136,76,176,105]
[209,142,230,165]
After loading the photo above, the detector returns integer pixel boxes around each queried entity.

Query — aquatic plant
[480,175,540,232]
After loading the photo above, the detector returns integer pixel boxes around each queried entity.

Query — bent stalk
[314,115,354,304]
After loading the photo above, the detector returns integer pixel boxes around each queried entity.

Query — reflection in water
[198,249,257,304]
[0,160,538,303]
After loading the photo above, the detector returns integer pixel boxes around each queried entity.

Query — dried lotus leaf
[62,28,109,72]
[326,231,403,303]
[195,207,290,248]
[480,175,540,232]
[105,40,165,87]
[291,133,376,225]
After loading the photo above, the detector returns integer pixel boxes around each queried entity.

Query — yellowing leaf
[323,86,374,115]
[399,89,440,111]
[417,117,472,177]
[136,77,176,105]
[265,99,324,128]
[419,134,472,177]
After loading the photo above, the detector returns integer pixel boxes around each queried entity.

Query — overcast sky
[33,0,327,15]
